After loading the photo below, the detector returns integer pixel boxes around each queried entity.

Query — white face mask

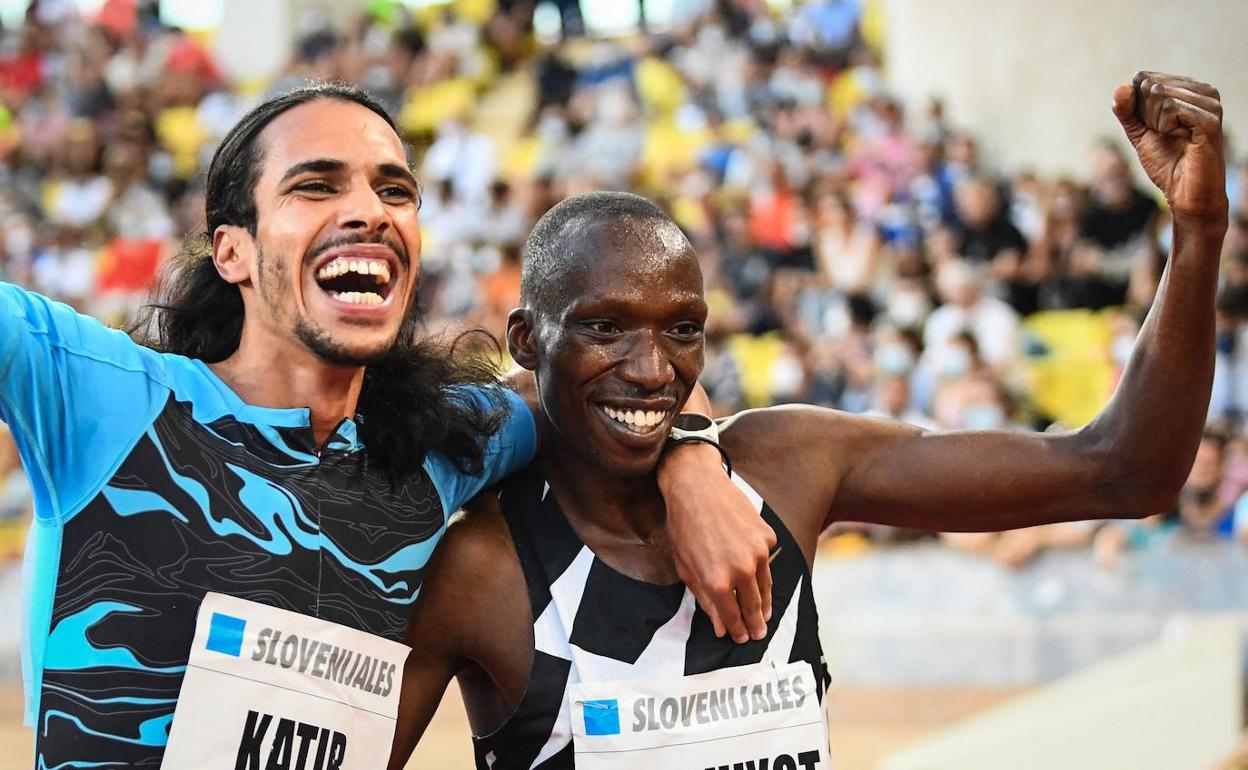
[888,291,930,328]
[771,354,806,398]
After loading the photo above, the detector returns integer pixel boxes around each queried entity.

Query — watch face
[673,413,714,431]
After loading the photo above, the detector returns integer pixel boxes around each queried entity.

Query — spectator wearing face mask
[865,326,936,429]
[920,260,1019,409]
[937,375,1098,568]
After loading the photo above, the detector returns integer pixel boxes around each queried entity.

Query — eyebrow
[277,158,419,188]
[377,162,419,187]
[278,158,345,185]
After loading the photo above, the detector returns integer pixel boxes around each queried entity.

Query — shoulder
[720,406,924,540]
[0,283,209,392]
[721,404,919,462]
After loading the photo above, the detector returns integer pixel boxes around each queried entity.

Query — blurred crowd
[1,0,1247,567]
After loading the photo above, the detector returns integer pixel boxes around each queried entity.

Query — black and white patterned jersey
[472,463,830,769]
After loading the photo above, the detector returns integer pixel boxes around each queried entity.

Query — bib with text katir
[162,592,411,770]
[568,660,829,769]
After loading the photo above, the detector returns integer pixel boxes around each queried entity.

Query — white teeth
[316,258,392,284]
[331,290,384,305]
[601,406,668,432]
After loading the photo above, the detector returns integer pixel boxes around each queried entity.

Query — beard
[293,315,395,366]
[256,244,414,368]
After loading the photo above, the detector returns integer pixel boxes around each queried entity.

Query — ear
[212,225,255,286]
[506,308,539,371]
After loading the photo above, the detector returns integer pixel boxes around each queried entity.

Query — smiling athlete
[3,84,761,768]
[388,72,1228,769]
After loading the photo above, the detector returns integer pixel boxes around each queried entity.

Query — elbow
[1101,457,1185,521]
[1076,429,1183,521]
[1110,482,1180,521]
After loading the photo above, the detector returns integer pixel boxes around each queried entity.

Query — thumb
[1112,83,1146,146]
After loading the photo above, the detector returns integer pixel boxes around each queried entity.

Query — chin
[592,446,664,480]
[296,320,397,366]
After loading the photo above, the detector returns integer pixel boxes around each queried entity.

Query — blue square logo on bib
[205,613,246,657]
[582,699,620,736]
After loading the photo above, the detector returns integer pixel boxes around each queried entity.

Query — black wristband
[667,435,732,477]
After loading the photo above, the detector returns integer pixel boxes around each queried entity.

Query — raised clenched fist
[1112,71,1228,226]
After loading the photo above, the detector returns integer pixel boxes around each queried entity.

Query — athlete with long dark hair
[3,83,768,768]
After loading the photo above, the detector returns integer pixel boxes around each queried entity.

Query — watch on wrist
[667,413,731,476]
[669,412,719,443]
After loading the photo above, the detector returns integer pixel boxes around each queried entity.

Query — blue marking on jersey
[42,682,178,707]
[43,602,186,674]
[230,462,439,600]
[38,759,127,770]
[224,463,311,555]
[43,710,173,746]
[100,486,190,524]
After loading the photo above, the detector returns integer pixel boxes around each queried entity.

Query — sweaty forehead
[554,215,702,309]
[255,99,406,183]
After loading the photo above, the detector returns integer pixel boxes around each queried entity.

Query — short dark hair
[520,191,682,312]
[132,83,505,481]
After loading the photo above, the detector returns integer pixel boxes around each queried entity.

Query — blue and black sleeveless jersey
[0,283,537,768]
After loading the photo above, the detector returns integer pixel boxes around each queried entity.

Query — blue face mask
[963,402,1005,430]
[874,343,914,376]
[939,347,971,379]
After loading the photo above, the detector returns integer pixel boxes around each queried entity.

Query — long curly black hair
[130,83,507,479]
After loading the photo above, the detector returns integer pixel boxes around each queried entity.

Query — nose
[618,331,675,392]
[337,179,389,235]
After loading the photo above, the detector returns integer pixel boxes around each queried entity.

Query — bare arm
[730,73,1228,541]
[387,505,527,769]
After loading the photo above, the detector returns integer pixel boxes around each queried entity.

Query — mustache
[593,388,681,403]
[304,233,409,267]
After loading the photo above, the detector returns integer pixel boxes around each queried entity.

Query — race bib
[162,592,411,770]
[568,660,829,769]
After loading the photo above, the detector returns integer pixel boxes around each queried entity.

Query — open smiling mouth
[314,257,393,305]
[600,405,672,435]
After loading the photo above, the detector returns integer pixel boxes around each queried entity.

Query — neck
[209,325,366,445]
[538,425,667,546]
